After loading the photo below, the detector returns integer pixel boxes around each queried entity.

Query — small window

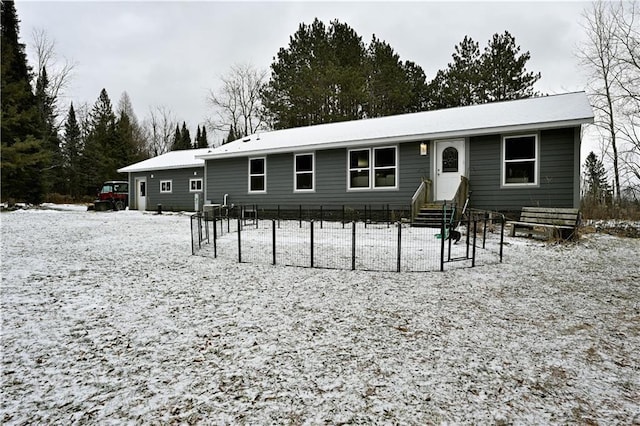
[189,178,203,192]
[249,157,266,192]
[294,153,314,191]
[349,149,370,189]
[503,135,537,185]
[160,180,172,193]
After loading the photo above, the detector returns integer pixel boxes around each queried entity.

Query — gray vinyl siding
[128,167,204,211]
[206,141,429,209]
[468,127,578,211]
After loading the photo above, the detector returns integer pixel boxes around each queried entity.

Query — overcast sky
[18,1,594,147]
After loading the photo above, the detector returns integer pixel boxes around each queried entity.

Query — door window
[442,147,458,172]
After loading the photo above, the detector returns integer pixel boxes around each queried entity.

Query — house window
[503,135,538,185]
[374,147,397,188]
[348,147,398,190]
[294,153,314,191]
[249,157,266,192]
[160,180,172,193]
[189,178,203,192]
[349,149,370,189]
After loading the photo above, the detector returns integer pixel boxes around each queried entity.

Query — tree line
[209,19,541,139]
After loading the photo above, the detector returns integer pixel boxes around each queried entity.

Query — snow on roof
[198,92,594,160]
[118,148,212,173]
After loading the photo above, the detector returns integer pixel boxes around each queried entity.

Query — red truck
[92,181,129,211]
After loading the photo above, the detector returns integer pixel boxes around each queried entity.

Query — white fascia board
[117,164,204,173]
[200,118,593,161]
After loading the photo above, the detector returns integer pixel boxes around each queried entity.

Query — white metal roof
[198,92,594,160]
[118,148,212,173]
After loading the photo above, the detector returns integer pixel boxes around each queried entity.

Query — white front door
[435,139,465,201]
[136,178,147,211]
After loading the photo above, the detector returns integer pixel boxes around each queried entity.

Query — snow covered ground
[1,206,639,424]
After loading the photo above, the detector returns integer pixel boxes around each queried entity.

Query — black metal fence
[191,204,505,273]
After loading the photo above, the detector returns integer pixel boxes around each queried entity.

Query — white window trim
[294,152,315,192]
[160,179,172,194]
[347,146,398,191]
[501,134,539,187]
[189,178,203,192]
[248,157,267,193]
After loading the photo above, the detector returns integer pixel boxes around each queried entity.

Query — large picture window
[160,180,172,193]
[348,146,397,190]
[249,157,266,192]
[294,153,314,191]
[503,135,537,185]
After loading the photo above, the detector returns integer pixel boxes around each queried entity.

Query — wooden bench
[509,207,581,240]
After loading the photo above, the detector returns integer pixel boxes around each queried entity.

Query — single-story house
[118,148,213,211]
[197,92,594,215]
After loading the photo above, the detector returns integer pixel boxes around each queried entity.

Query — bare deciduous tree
[206,63,268,145]
[30,28,76,123]
[579,1,639,201]
[142,106,177,157]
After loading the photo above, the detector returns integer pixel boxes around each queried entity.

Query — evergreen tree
[262,18,429,129]
[365,35,412,117]
[172,123,182,150]
[583,151,612,204]
[428,36,482,108]
[223,124,237,144]
[116,92,147,163]
[180,122,191,149]
[198,126,209,148]
[1,0,47,203]
[61,103,83,198]
[428,32,540,108]
[35,66,64,194]
[195,126,201,149]
[82,88,118,189]
[479,31,541,102]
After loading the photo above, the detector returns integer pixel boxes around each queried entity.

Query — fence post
[277,205,281,229]
[299,204,302,228]
[351,221,356,271]
[500,216,505,263]
[342,205,345,228]
[320,205,323,229]
[397,222,402,272]
[190,215,195,256]
[472,220,477,267]
[213,210,218,258]
[440,207,446,272]
[237,217,242,263]
[310,220,314,268]
[483,213,488,249]
[272,219,276,265]
[364,205,367,228]
[255,204,259,229]
[466,212,471,259]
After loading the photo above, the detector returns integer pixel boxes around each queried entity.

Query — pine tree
[1,0,47,203]
[583,151,612,204]
[197,126,208,148]
[61,103,83,198]
[180,122,191,149]
[200,126,208,148]
[195,126,201,149]
[82,88,118,188]
[35,66,64,194]
[172,123,182,150]
[427,32,541,109]
[479,31,541,102]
